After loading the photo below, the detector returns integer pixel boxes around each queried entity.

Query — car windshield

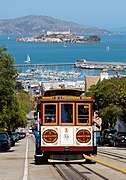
[118,132,126,136]
[0,133,7,139]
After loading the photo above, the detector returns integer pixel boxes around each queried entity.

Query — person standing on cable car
[30,112,40,148]
[93,110,102,145]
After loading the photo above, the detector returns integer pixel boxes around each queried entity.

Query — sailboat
[63,42,67,48]
[25,54,31,63]
[106,46,110,51]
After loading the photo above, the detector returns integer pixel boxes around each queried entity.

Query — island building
[46,30,74,35]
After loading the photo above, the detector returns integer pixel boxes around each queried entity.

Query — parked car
[12,132,20,142]
[19,132,26,139]
[100,129,114,146]
[111,131,126,147]
[6,131,16,147]
[29,127,32,134]
[0,131,11,150]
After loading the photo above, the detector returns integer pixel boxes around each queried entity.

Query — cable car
[34,88,97,164]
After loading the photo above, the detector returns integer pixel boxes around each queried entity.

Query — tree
[85,76,126,129]
[0,47,33,130]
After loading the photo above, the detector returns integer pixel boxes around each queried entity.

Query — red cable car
[34,88,97,164]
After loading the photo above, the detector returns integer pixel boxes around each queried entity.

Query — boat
[63,43,67,48]
[25,54,31,63]
[106,46,110,51]
[74,59,87,68]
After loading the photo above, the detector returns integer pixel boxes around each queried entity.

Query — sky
[1,0,126,30]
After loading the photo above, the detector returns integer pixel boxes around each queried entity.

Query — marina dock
[14,63,74,67]
[74,59,126,71]
[15,60,126,72]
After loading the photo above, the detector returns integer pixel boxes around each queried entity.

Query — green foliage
[0,47,33,130]
[16,90,34,114]
[85,76,126,128]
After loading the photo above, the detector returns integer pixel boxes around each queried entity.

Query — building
[85,70,109,92]
[46,30,73,36]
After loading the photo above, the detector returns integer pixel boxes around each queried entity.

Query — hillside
[0,15,111,35]
[0,15,110,35]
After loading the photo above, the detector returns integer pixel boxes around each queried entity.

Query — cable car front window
[44,104,56,123]
[78,104,89,123]
[61,104,73,123]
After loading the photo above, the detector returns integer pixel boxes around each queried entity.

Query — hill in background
[0,15,111,35]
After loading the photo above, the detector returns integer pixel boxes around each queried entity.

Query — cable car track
[53,163,110,180]
[98,149,126,163]
[54,164,93,180]
[98,149,126,159]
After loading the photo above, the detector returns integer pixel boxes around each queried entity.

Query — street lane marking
[23,137,28,180]
[83,155,126,174]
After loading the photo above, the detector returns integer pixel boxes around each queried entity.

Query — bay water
[0,34,126,77]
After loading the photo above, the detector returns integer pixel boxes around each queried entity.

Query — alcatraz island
[16,31,101,43]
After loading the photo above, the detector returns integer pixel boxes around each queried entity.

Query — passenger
[93,110,102,145]
[30,112,40,148]
[45,116,55,123]
[51,117,55,123]
[45,116,50,123]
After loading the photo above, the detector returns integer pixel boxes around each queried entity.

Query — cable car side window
[61,104,73,123]
[44,104,56,123]
[77,104,89,124]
